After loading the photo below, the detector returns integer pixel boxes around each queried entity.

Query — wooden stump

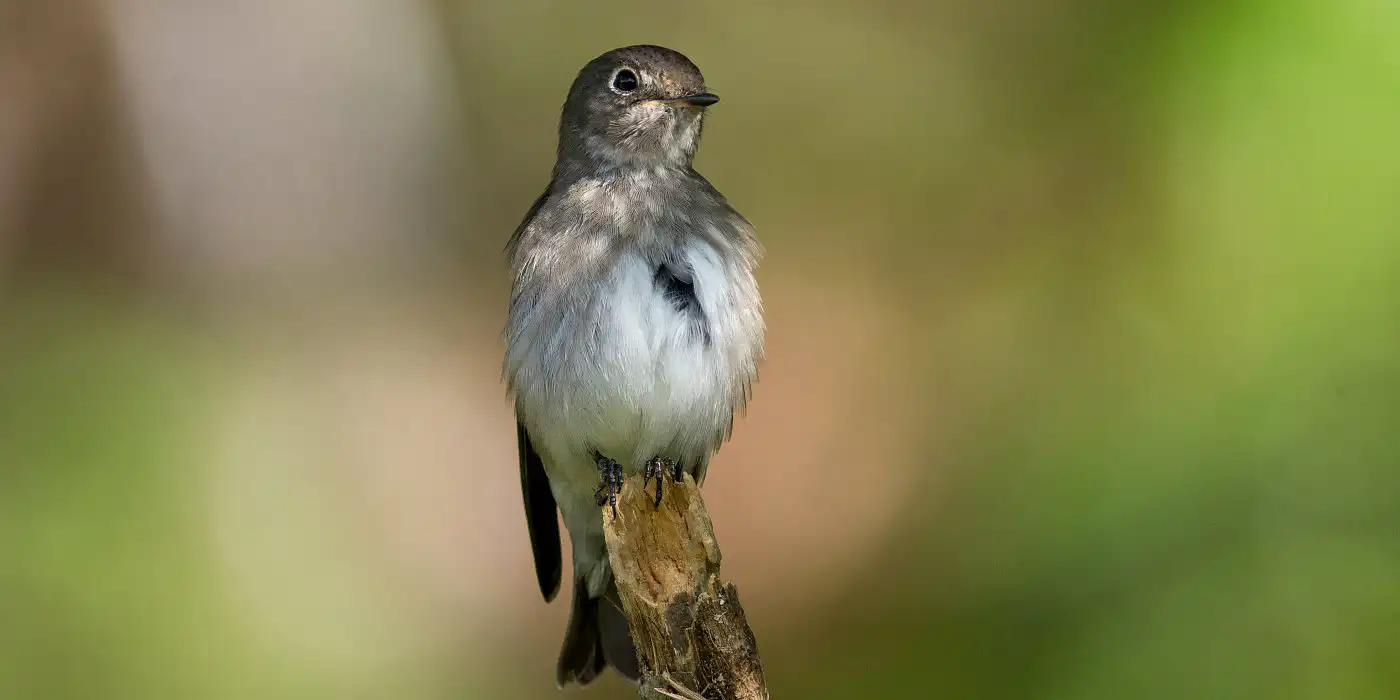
[601,473,770,700]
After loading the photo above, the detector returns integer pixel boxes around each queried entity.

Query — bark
[601,474,770,700]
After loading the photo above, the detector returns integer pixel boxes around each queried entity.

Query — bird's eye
[612,69,639,93]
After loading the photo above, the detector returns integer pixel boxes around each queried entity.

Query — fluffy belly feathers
[515,244,757,471]
[562,253,731,466]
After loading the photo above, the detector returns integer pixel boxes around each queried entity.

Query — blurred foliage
[3,0,1399,698]
[772,1,1400,697]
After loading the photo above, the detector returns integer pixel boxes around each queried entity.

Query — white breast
[528,240,759,471]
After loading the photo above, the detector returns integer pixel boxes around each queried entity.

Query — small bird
[503,45,763,686]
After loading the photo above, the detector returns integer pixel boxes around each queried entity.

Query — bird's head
[558,45,719,172]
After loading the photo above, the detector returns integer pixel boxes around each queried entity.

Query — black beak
[676,92,720,107]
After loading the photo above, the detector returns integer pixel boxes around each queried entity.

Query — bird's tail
[556,574,640,686]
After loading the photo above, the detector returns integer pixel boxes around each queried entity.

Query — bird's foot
[643,457,684,509]
[593,453,623,515]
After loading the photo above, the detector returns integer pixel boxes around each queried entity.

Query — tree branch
[601,473,770,700]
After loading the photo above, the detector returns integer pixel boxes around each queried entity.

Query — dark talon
[644,459,655,509]
[644,457,678,509]
[644,458,662,509]
[594,453,622,516]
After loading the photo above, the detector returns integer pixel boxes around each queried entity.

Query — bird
[503,45,764,687]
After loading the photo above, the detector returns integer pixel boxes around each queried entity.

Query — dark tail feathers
[556,576,640,686]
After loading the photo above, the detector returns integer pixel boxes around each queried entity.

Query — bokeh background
[3,0,1398,698]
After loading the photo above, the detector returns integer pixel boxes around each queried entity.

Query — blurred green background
[2,0,1398,698]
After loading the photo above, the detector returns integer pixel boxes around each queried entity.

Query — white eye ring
[611,68,640,93]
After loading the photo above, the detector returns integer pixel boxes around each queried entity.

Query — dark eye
[612,69,638,93]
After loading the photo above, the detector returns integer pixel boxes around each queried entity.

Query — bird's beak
[672,93,720,108]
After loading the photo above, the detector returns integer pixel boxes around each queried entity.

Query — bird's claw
[593,453,623,516]
[643,457,682,509]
